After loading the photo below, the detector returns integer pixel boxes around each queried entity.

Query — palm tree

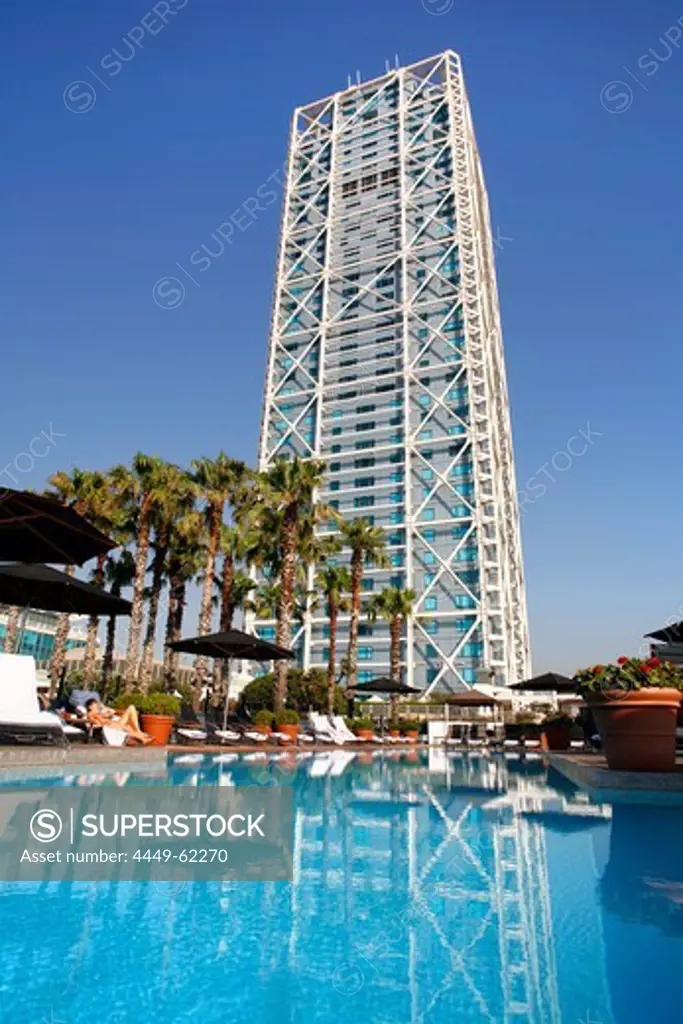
[101,550,135,689]
[340,519,389,693]
[115,454,171,687]
[190,454,248,702]
[367,586,416,689]
[140,465,194,690]
[78,470,130,687]
[3,605,21,653]
[247,457,334,710]
[316,566,352,714]
[163,509,205,692]
[46,469,94,694]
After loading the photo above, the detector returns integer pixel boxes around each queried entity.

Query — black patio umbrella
[167,629,295,729]
[0,488,116,565]
[645,621,683,644]
[351,677,422,696]
[509,671,576,693]
[0,562,132,616]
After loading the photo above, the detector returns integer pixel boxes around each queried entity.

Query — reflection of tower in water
[286,756,596,1023]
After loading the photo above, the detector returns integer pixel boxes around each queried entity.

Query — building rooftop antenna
[356,70,361,86]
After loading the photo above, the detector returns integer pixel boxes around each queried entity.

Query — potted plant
[253,709,275,736]
[574,657,683,771]
[400,718,420,743]
[387,719,402,739]
[136,693,181,746]
[352,716,374,741]
[275,708,300,742]
[541,711,573,751]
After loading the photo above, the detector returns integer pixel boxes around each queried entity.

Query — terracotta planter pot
[542,723,572,751]
[355,729,373,740]
[389,729,401,738]
[586,688,682,772]
[403,731,419,743]
[140,714,175,746]
[255,725,272,736]
[277,723,299,742]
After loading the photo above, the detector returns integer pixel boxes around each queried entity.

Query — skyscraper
[256,51,530,693]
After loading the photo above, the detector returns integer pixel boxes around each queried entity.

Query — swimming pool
[1,750,681,1023]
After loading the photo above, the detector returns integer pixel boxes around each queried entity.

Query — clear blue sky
[3,0,683,674]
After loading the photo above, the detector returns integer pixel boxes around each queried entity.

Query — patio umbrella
[0,488,116,565]
[509,671,576,693]
[351,677,421,695]
[443,688,497,707]
[0,562,131,616]
[167,629,295,729]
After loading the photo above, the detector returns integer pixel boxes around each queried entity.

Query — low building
[0,606,89,661]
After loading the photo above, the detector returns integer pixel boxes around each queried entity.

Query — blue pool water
[1,750,682,1023]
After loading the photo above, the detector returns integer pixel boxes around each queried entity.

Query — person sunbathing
[84,698,152,744]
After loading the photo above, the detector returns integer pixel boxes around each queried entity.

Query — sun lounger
[330,715,379,744]
[308,712,346,745]
[0,653,71,747]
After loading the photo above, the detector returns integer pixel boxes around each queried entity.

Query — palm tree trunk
[216,550,235,695]
[3,605,21,653]
[50,566,75,698]
[102,580,121,692]
[327,599,337,716]
[140,538,167,691]
[125,503,151,686]
[346,553,363,693]
[274,509,298,711]
[192,502,221,704]
[83,554,106,688]
[163,570,187,693]
[389,614,402,719]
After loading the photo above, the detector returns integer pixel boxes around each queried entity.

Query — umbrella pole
[15,605,31,654]
[222,658,232,732]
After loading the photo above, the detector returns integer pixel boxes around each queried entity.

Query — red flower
[649,657,662,667]
[641,663,652,673]
[617,657,629,665]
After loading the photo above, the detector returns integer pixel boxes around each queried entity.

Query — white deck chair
[0,653,72,746]
[309,712,346,744]
[176,727,208,743]
[173,753,204,765]
[330,715,365,743]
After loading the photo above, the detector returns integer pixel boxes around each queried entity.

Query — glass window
[358,646,374,661]
[423,508,435,521]
[423,552,436,565]
[423,529,435,542]
[424,596,438,611]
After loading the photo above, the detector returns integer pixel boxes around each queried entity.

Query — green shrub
[112,691,145,709]
[400,719,421,734]
[253,709,275,728]
[136,693,181,717]
[275,709,300,726]
[239,669,346,715]
[542,711,573,727]
[351,716,374,732]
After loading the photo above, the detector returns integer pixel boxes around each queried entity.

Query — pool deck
[549,752,683,798]
[0,742,424,779]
